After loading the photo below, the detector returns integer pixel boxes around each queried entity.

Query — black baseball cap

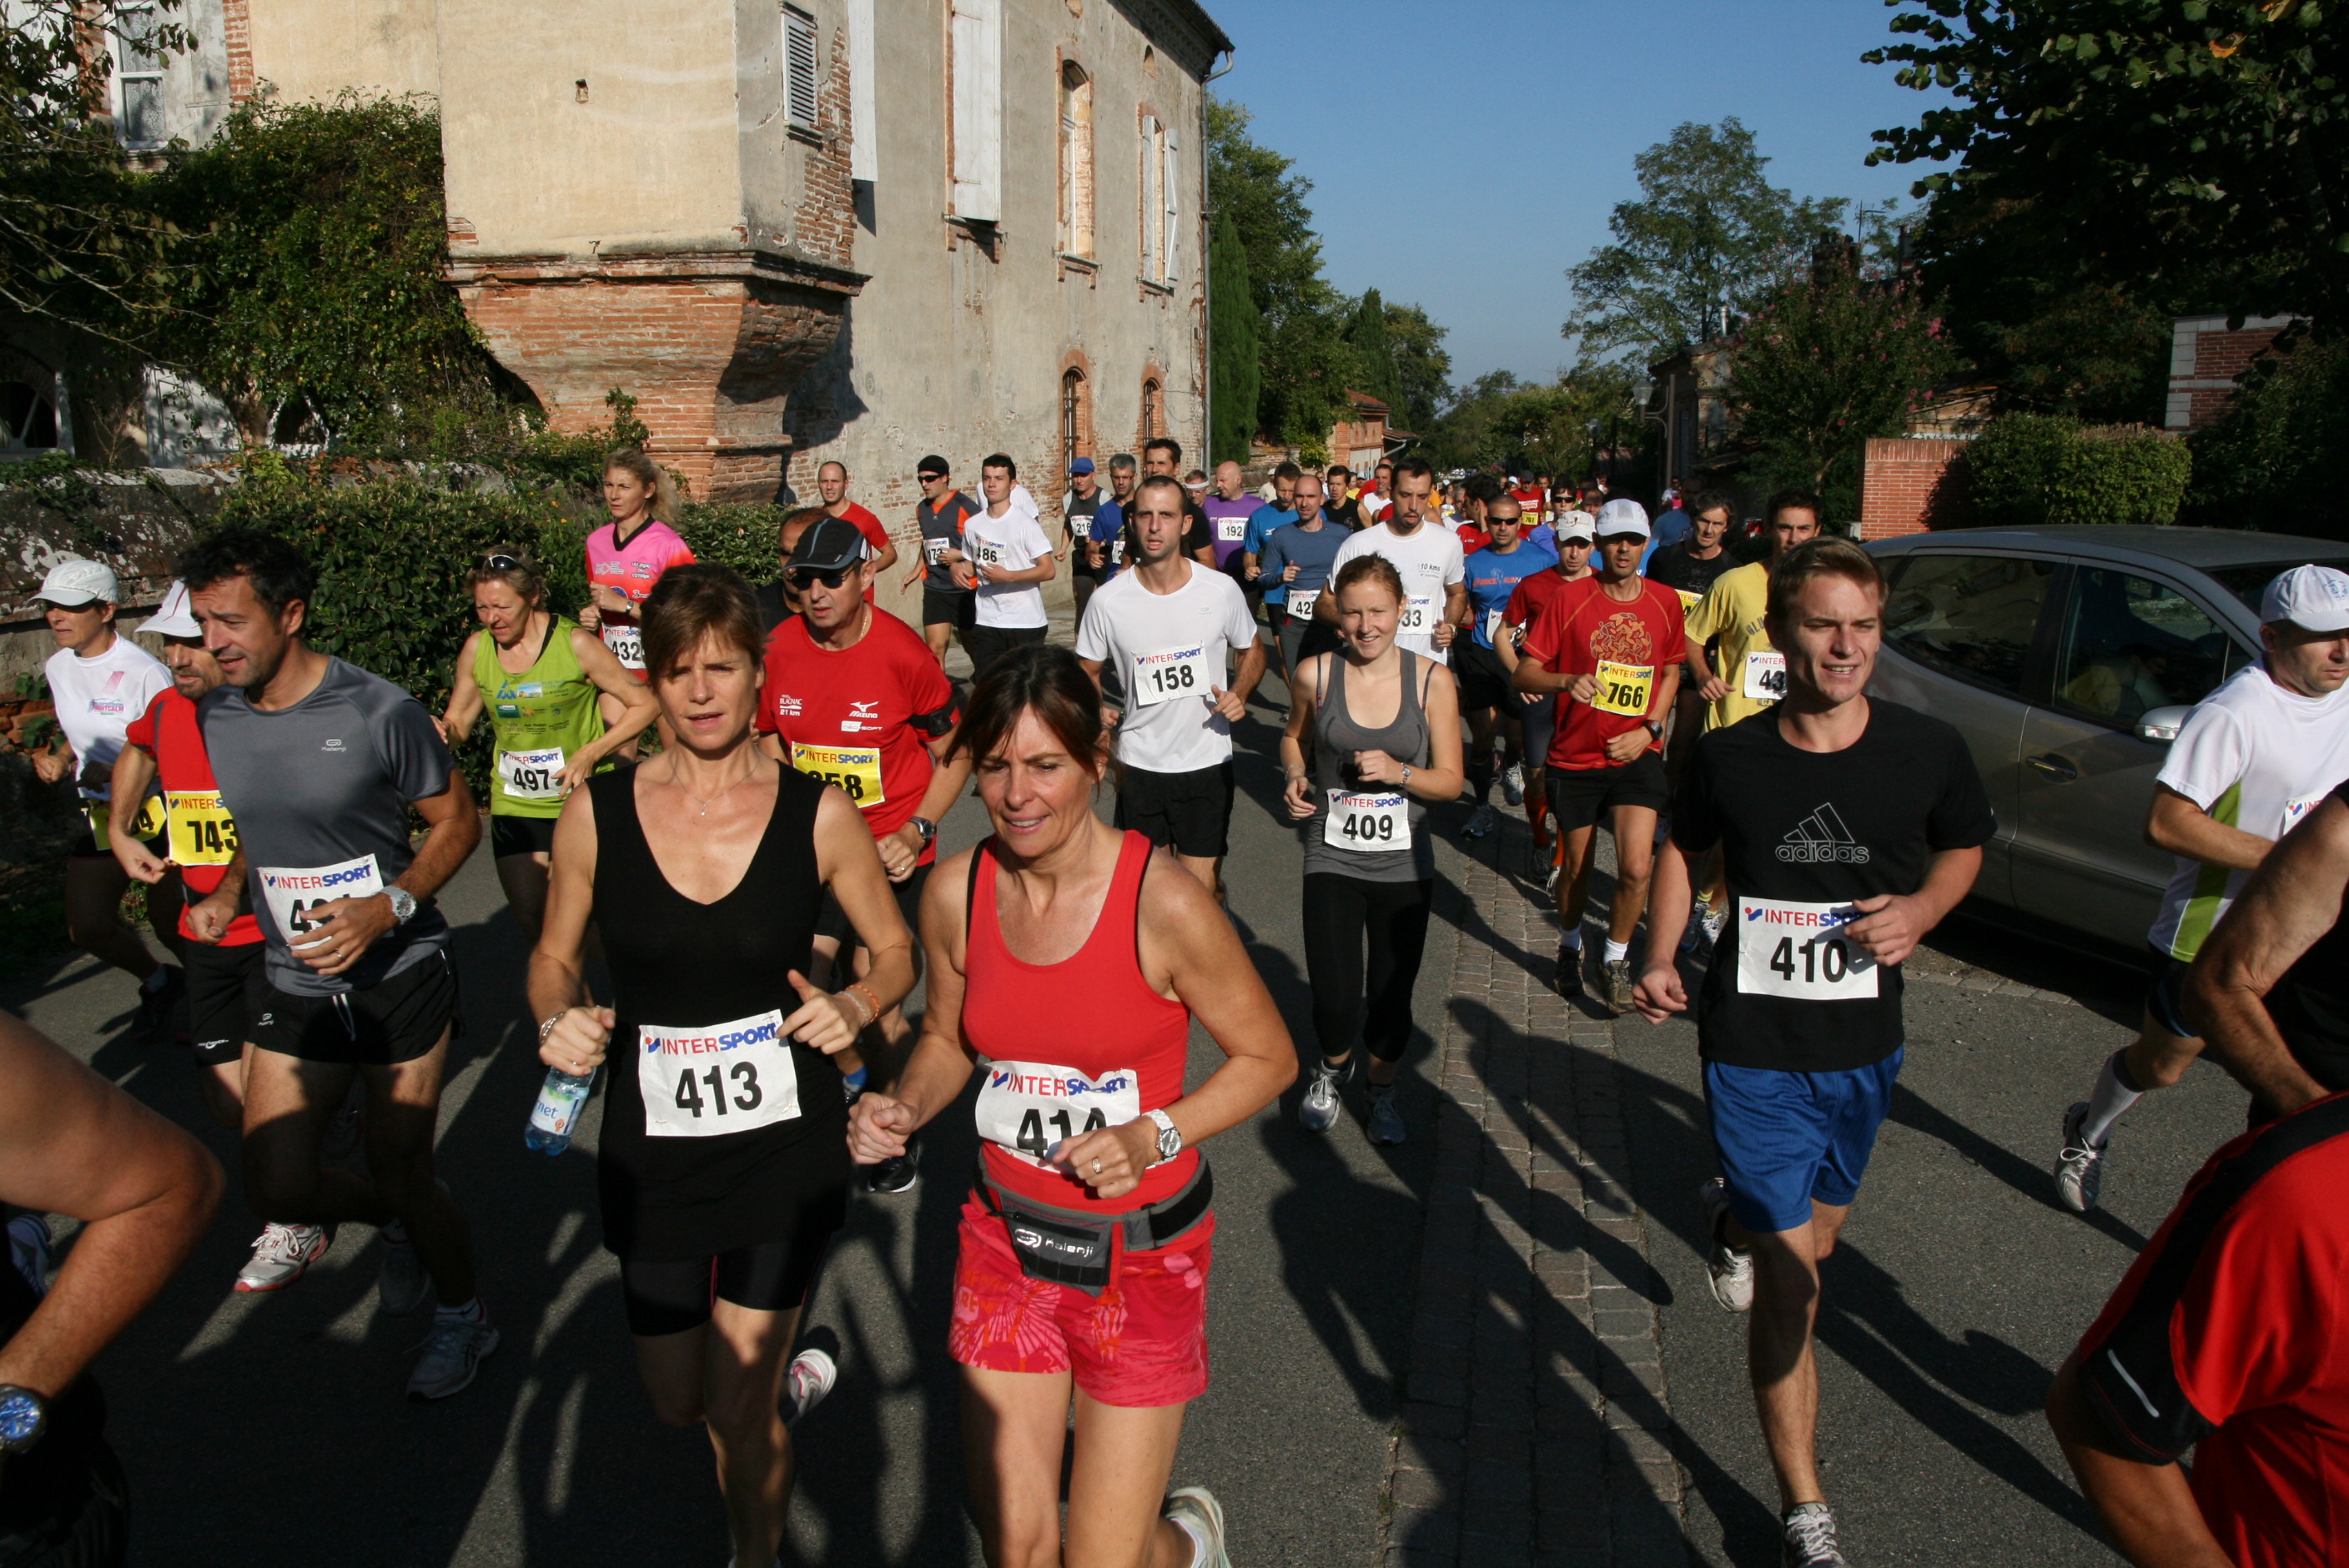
[917,455,949,479]
[789,517,871,573]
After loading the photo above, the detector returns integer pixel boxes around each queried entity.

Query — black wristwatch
[1643,720,1665,740]
[908,817,937,844]
[0,1385,48,1456]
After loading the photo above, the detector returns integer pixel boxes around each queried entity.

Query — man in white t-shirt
[33,557,183,1037]
[955,453,1056,681]
[2055,563,2349,1214]
[1317,456,1466,661]
[1077,474,1266,897]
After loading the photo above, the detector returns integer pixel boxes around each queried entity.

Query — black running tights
[1301,872,1434,1064]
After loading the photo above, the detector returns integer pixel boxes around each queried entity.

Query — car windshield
[2206,555,2349,613]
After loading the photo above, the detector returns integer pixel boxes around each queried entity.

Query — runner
[1282,555,1466,1145]
[1317,458,1466,663]
[1360,461,1395,525]
[812,459,896,596]
[908,455,981,666]
[183,528,495,1399]
[577,450,697,737]
[757,518,970,1197]
[1238,461,1301,632]
[1062,457,1106,621]
[1076,475,1266,898]
[1082,453,1139,590]
[753,508,824,635]
[1632,538,1993,1568]
[437,549,656,942]
[32,559,181,1038]
[1646,490,1738,790]
[957,455,1055,681]
[531,561,914,1568]
[1516,500,1685,1012]
[1325,465,1365,531]
[1454,495,1548,841]
[1252,470,1347,686]
[1141,438,1217,565]
[846,644,1294,1568]
[2053,563,2349,1212]
[1202,460,1259,575]
[1496,512,1597,883]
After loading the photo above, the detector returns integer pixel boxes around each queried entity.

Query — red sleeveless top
[963,830,1199,1212]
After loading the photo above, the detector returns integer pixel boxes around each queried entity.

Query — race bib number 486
[1735,897,1879,1001]
[975,1061,1141,1168]
[639,1011,802,1138]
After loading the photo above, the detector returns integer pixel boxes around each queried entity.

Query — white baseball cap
[2261,563,2349,632]
[34,557,119,608]
[1556,510,1597,543]
[1594,499,1651,540]
[143,580,202,639]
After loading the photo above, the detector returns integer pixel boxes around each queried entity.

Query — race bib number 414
[1735,897,1879,1001]
[638,1011,802,1138]
[974,1061,1142,1168]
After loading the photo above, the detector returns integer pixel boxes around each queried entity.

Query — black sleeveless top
[2271,780,2349,1091]
[588,765,846,1260]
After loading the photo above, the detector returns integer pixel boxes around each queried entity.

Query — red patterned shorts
[948,1193,1214,1408]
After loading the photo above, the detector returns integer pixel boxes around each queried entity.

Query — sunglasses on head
[475,553,524,572]
[790,566,854,591]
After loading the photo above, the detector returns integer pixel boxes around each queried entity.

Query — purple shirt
[1203,495,1259,569]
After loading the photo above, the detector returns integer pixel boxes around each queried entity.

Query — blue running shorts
[1703,1049,1904,1235]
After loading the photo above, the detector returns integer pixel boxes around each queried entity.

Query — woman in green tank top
[439,549,658,940]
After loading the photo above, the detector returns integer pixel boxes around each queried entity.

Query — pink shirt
[586,520,696,671]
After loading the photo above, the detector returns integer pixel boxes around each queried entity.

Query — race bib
[1131,645,1207,707]
[1735,897,1879,1001]
[1324,787,1408,851]
[1482,608,1506,646]
[165,789,238,867]
[1742,650,1786,701]
[602,623,646,671]
[498,746,566,802]
[974,1060,1142,1168]
[1397,596,1436,636]
[87,795,169,845]
[2285,792,2330,834]
[638,1010,802,1138]
[1675,587,1702,612]
[791,741,884,808]
[972,536,1007,570]
[258,853,383,951]
[1592,660,1655,717]
[923,535,951,565]
[1217,515,1247,543]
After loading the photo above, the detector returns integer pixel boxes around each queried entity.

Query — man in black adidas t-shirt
[1632,537,1994,1568]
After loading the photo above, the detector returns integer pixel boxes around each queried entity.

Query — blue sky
[1205,0,1954,389]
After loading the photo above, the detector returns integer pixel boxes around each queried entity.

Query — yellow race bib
[165,789,239,866]
[87,795,168,846]
[790,742,885,809]
[1592,660,1656,717]
[1674,587,1702,613]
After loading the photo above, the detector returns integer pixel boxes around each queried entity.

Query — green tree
[2186,338,2349,536]
[1381,300,1451,434]
[1208,213,1261,465]
[1344,288,1406,420]
[1421,363,1642,480]
[1565,118,1847,363]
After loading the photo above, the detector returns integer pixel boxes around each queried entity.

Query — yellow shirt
[1683,560,1778,731]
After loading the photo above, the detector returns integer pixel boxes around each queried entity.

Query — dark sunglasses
[790,567,854,591]
[917,470,947,483]
[475,553,525,572]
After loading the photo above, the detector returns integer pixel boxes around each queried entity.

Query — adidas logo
[1777,802,1870,864]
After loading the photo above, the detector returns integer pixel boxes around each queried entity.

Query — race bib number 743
[1735,897,1879,1001]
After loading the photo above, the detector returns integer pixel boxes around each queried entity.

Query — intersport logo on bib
[1777,803,1870,864]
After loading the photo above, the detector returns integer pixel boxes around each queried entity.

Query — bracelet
[846,983,883,1026]
[537,1013,567,1046]
[1401,764,1413,790]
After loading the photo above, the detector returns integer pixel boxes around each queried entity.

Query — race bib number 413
[975,1061,1141,1168]
[639,1011,802,1138]
[258,853,383,950]
[1735,897,1879,1001]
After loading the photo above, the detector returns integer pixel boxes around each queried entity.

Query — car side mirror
[2136,705,2193,743]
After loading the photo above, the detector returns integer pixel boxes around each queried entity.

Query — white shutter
[1140,115,1160,274]
[950,0,1001,223]
[783,7,820,131]
[848,0,875,180]
[1162,125,1180,284]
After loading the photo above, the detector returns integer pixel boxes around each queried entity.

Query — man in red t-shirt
[1513,500,1683,1013]
[757,519,968,1194]
[1499,514,1597,878]
[815,460,897,601]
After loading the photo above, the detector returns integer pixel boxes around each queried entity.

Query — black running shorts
[184,939,265,1066]
[1546,751,1669,832]
[1115,761,1237,860]
[1451,640,1517,714]
[251,948,461,1067]
[489,813,558,860]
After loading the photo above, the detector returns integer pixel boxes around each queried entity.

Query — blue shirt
[1523,524,1561,559]
[1088,497,1129,580]
[1258,520,1348,614]
[1463,541,1551,649]
[1243,505,1297,558]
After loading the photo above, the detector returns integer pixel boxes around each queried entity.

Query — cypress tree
[1210,214,1262,466]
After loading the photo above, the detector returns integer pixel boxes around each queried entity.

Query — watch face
[0,1391,41,1446]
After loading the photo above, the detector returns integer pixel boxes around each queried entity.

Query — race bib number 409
[638,1011,802,1138]
[975,1060,1141,1168]
[1325,788,1408,850]
[1735,897,1879,1001]
[258,854,383,950]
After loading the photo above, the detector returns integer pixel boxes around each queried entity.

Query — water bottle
[525,1067,596,1155]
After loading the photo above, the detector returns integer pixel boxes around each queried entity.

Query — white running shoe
[1698,1179,1754,1313]
[782,1347,837,1427]
[1162,1485,1231,1568]
[1366,1086,1406,1146]
[1500,761,1525,807]
[1463,802,1499,839]
[1781,1501,1849,1567]
[235,1223,334,1294]
[1297,1059,1346,1133]
[407,1313,499,1400]
[2055,1102,2107,1214]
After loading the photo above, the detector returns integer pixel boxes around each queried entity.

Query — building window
[1059,62,1094,259]
[782,5,821,136]
[1139,378,1164,444]
[1062,368,1091,474]
[948,0,1002,224]
[115,3,166,151]
[1138,113,1178,284]
[0,382,59,453]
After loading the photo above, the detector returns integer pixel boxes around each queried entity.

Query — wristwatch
[1643,720,1665,740]
[384,887,419,925]
[908,817,938,845]
[0,1385,48,1456]
[1145,1108,1183,1166]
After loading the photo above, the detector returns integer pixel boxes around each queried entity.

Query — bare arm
[440,631,485,746]
[567,631,659,783]
[1685,635,1727,702]
[531,791,608,1074]
[1280,656,1322,822]
[0,1010,222,1400]
[1211,637,1267,723]
[294,768,483,977]
[1845,844,1982,969]
[2147,784,2271,872]
[184,851,246,945]
[787,787,917,1054]
[106,744,168,883]
[846,849,984,1163]
[1633,837,1697,1023]
[2045,1355,2235,1568]
[868,536,899,576]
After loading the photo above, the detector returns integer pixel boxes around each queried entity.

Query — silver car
[1863,525,2349,951]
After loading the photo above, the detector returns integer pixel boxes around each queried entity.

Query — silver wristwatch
[384,887,418,925]
[1145,1108,1183,1165]
[908,816,938,844]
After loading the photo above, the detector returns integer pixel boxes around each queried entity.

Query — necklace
[672,756,762,817]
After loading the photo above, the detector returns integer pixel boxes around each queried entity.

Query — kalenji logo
[1776,803,1870,864]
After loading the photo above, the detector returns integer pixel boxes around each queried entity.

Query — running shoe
[379,1232,431,1316]
[1554,945,1585,1001]
[1698,1178,1754,1313]
[1679,899,1716,954]
[1500,761,1525,807]
[782,1346,837,1428]
[1780,1502,1848,1567]
[406,1312,498,1401]
[234,1223,334,1294]
[1529,823,1554,881]
[2055,1102,2106,1214]
[1365,1085,1406,1146]
[1162,1486,1232,1568]
[6,1214,50,1299]
[1463,802,1498,839]
[130,964,186,1043]
[1297,1058,1347,1133]
[864,1134,922,1196]
[1604,958,1637,1015]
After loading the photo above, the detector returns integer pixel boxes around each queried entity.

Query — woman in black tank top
[528,565,915,1568]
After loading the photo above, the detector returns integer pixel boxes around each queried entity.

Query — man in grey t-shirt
[184,528,495,1402]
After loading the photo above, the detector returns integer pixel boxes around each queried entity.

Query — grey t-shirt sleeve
[370,686,455,803]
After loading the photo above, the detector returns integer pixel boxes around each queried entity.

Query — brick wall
[2165,314,2298,430]
[221,0,254,102]
[792,22,857,273]
[1858,437,1969,540]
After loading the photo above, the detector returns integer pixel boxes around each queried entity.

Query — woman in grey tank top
[1279,554,1466,1145]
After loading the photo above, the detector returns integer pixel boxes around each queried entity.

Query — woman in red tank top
[849,645,1293,1568]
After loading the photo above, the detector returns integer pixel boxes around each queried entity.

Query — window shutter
[1161,125,1180,283]
[950,0,1002,223]
[1139,114,1160,274]
[784,6,820,130]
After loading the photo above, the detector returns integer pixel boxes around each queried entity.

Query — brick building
[2165,313,2298,430]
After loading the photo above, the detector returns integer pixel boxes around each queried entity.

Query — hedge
[1967,414,2192,529]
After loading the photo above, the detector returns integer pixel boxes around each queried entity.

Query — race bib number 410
[638,1011,802,1138]
[258,853,383,950]
[1735,897,1879,1001]
[974,1061,1141,1168]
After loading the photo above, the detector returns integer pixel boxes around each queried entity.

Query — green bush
[2185,338,2349,537]
[1967,414,2191,528]
[1965,414,2076,528]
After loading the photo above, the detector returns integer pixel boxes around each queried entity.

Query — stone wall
[0,474,221,684]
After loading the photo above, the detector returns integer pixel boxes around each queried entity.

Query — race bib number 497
[639,1011,802,1138]
[974,1061,1141,1168]
[1735,897,1879,1001]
